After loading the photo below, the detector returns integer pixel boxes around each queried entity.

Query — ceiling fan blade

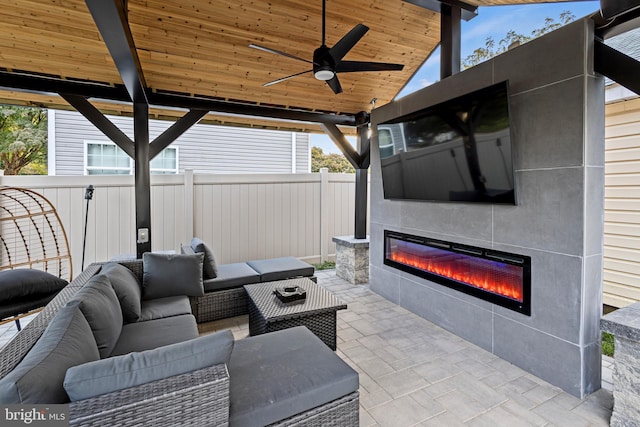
[249,44,315,65]
[326,75,343,94]
[263,70,312,87]
[336,61,405,73]
[329,24,369,63]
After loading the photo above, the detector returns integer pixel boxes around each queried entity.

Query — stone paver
[314,269,613,427]
[0,270,615,427]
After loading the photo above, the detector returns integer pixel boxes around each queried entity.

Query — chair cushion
[202,263,261,292]
[100,262,142,323]
[228,326,359,427]
[64,329,234,402]
[246,257,315,282]
[69,274,123,359]
[0,293,59,319]
[190,237,218,279]
[0,303,99,403]
[139,296,192,321]
[0,269,67,304]
[110,314,199,356]
[142,252,205,300]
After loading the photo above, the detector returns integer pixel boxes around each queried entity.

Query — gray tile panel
[509,77,586,170]
[493,314,588,397]
[585,166,606,256]
[493,20,593,93]
[492,246,583,343]
[586,74,607,167]
[493,167,585,256]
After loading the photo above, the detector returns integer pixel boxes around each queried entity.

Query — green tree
[311,146,355,173]
[0,105,48,175]
[462,11,576,69]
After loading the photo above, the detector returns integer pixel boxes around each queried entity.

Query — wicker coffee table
[244,278,347,350]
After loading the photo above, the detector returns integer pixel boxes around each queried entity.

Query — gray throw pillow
[142,252,205,300]
[69,274,123,358]
[101,263,142,323]
[0,269,68,303]
[0,302,100,403]
[64,329,234,401]
[190,237,218,279]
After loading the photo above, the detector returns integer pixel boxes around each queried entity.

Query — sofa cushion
[110,314,199,356]
[190,237,218,279]
[202,263,261,292]
[246,257,314,282]
[142,252,205,300]
[139,296,192,321]
[0,269,67,303]
[64,329,234,402]
[0,303,99,403]
[100,262,142,323]
[69,274,123,358]
[228,326,359,427]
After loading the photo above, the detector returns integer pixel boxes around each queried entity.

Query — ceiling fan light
[314,69,335,81]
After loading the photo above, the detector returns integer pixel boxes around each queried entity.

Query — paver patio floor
[0,270,615,426]
[201,270,614,427]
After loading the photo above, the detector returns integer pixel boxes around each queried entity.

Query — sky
[311,0,600,154]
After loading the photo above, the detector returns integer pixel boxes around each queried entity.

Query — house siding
[296,133,309,173]
[52,110,309,175]
[605,96,640,307]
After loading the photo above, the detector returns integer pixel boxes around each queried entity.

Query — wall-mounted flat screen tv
[377,80,516,204]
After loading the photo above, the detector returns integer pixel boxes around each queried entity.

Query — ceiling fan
[249,0,404,94]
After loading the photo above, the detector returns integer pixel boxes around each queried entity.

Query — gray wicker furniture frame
[190,286,249,323]
[190,276,318,324]
[0,260,232,426]
[244,278,347,350]
[181,243,317,324]
[1,261,359,426]
[270,391,359,426]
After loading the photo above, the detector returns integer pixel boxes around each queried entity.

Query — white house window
[86,142,131,175]
[150,147,178,174]
[85,142,178,175]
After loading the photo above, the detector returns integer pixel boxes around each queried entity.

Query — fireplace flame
[388,245,524,302]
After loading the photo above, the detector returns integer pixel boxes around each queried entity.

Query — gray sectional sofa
[183,238,316,322]
[0,255,359,426]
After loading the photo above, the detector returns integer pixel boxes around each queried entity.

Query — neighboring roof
[606,27,640,61]
[0,0,582,131]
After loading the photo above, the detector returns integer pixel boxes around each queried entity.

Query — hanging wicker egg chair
[0,186,72,327]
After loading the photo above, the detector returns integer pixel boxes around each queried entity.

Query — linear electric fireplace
[384,231,531,315]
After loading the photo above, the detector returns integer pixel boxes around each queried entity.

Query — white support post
[47,109,56,175]
[184,169,194,247]
[320,167,329,263]
[291,132,297,173]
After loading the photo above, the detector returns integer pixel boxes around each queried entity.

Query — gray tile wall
[369,19,605,398]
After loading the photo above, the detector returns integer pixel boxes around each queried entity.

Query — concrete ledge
[332,236,370,249]
[602,303,640,426]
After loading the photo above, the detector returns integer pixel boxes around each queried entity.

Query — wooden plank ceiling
[0,0,571,131]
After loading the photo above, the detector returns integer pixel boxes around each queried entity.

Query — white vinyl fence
[1,170,364,278]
